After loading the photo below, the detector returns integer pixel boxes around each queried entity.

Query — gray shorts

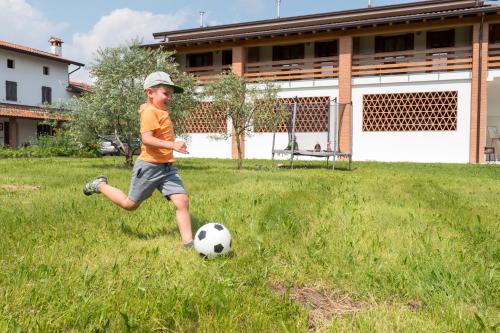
[128,160,187,203]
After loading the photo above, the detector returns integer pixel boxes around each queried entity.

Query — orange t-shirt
[137,103,175,163]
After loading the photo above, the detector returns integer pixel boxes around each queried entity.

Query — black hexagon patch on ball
[214,224,224,231]
[214,244,224,253]
[198,230,206,240]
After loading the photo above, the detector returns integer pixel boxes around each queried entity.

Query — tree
[70,39,198,166]
[204,71,286,170]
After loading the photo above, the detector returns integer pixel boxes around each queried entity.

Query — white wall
[175,132,232,159]
[17,118,38,146]
[0,49,73,106]
[351,80,472,163]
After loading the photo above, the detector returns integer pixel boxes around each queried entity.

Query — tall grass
[0,158,498,332]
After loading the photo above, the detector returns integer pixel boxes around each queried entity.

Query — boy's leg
[169,194,193,244]
[83,176,141,211]
[99,183,141,211]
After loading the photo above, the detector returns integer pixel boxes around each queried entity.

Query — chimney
[368,0,373,8]
[276,0,281,18]
[49,36,63,56]
[199,11,205,28]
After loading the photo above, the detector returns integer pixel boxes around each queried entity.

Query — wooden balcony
[243,56,339,81]
[178,46,482,84]
[352,46,473,76]
[489,43,500,69]
[179,64,231,83]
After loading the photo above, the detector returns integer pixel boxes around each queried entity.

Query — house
[0,37,84,147]
[148,0,500,163]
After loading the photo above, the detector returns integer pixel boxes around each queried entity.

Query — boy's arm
[141,131,188,154]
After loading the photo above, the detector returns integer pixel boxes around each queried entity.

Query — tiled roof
[0,103,71,121]
[0,40,84,66]
[68,81,93,93]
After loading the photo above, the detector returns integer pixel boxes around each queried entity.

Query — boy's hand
[173,141,189,154]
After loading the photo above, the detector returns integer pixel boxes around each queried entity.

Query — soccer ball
[194,223,232,258]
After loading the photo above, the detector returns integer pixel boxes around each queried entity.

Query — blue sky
[0,0,421,81]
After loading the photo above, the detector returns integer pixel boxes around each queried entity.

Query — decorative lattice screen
[362,91,457,132]
[178,102,227,134]
[255,96,330,133]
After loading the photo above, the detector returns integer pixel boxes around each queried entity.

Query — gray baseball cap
[143,71,184,93]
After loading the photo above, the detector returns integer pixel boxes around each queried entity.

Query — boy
[83,71,193,247]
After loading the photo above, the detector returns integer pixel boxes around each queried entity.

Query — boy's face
[148,85,174,110]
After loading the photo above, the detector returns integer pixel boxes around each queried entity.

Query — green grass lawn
[0,157,498,332]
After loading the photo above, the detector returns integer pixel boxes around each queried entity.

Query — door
[4,122,9,146]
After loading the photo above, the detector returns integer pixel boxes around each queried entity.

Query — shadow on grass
[191,215,210,231]
[119,214,210,240]
[274,163,355,171]
[88,163,132,171]
[120,222,175,240]
[87,161,217,172]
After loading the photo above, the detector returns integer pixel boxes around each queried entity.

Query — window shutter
[6,81,17,101]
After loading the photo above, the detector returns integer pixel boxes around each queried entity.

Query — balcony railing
[243,56,339,81]
[179,46,480,83]
[352,46,473,76]
[179,64,231,82]
[489,43,500,69]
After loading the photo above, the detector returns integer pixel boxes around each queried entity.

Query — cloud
[0,0,67,47]
[66,8,190,83]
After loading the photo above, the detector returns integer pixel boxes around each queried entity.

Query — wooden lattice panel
[178,102,227,134]
[362,91,457,132]
[255,96,330,133]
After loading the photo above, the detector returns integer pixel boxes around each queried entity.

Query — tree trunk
[235,131,243,170]
[124,149,134,167]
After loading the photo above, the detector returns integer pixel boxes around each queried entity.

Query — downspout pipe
[68,65,83,82]
[476,12,484,163]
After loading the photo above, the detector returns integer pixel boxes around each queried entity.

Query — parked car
[99,140,119,156]
[99,137,141,156]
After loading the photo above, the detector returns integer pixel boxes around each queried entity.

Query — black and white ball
[194,223,232,258]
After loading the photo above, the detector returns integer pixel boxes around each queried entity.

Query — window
[42,86,52,104]
[43,66,50,75]
[4,122,9,146]
[222,50,232,66]
[247,47,260,63]
[314,41,338,58]
[375,33,414,53]
[272,44,305,61]
[186,52,213,67]
[490,24,500,44]
[37,124,53,137]
[7,59,14,69]
[427,30,455,49]
[6,81,17,101]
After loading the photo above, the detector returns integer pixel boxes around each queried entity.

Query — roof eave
[146,6,498,48]
[0,45,85,67]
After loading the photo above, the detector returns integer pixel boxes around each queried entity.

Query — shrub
[0,131,99,159]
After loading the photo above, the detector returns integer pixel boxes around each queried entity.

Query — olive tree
[204,71,286,170]
[70,39,198,166]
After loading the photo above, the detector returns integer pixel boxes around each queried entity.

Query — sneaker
[182,240,194,249]
[83,176,108,196]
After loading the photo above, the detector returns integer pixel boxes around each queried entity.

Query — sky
[0,0,424,82]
